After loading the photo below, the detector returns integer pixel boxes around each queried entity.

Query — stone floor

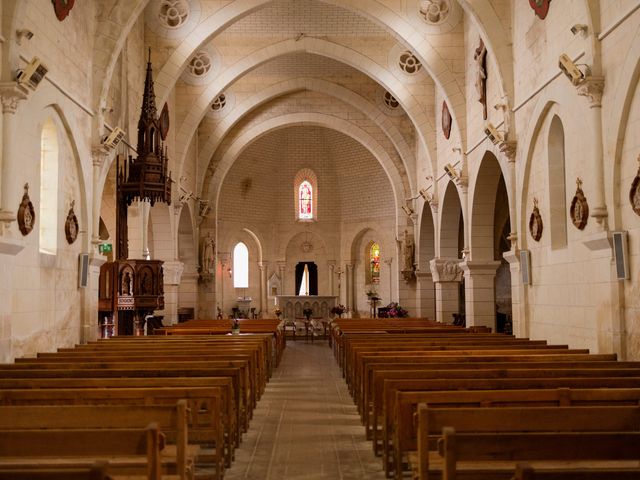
[223,339,387,480]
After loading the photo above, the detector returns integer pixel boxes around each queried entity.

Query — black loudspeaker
[78,253,89,288]
[520,249,531,285]
[612,231,629,280]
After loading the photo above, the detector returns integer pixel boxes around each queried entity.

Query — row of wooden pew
[331,318,640,480]
[0,322,283,479]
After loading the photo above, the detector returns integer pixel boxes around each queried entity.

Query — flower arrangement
[274,307,282,318]
[330,304,347,317]
[379,302,409,318]
[231,318,240,334]
[303,308,313,319]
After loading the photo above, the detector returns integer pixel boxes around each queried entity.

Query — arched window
[294,169,317,221]
[233,242,249,288]
[40,118,59,255]
[365,241,381,285]
[548,115,567,249]
[298,181,313,219]
[370,242,381,284]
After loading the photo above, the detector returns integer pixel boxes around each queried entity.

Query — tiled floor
[223,339,387,480]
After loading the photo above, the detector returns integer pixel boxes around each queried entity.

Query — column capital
[163,260,185,285]
[429,258,463,283]
[459,259,501,275]
[0,83,29,114]
[577,76,604,107]
[499,140,517,163]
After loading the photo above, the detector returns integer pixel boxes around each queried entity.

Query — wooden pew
[0,387,223,477]
[0,461,112,480]
[0,423,166,480]
[513,462,640,480]
[416,405,640,480]
[0,402,196,480]
[392,387,640,479]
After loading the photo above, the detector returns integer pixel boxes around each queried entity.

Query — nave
[224,340,386,480]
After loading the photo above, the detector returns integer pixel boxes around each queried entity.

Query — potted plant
[330,304,347,318]
[274,307,282,319]
[231,318,240,335]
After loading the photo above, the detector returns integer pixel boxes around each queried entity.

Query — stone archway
[417,204,436,319]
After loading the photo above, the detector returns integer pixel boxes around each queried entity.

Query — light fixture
[444,163,459,180]
[570,24,588,36]
[16,29,34,45]
[16,57,48,90]
[484,122,504,145]
[559,53,586,86]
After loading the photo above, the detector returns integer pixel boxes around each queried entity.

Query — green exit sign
[99,243,112,254]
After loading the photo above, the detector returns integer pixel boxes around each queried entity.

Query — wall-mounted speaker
[78,253,89,288]
[612,231,629,280]
[520,249,531,285]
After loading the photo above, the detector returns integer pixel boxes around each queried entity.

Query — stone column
[84,253,107,343]
[259,261,267,317]
[430,258,463,324]
[503,248,527,338]
[160,260,184,325]
[415,270,435,320]
[328,262,335,296]
[577,77,607,223]
[384,258,393,301]
[460,260,501,330]
[346,263,355,315]
[90,146,109,252]
[0,83,28,254]
[277,261,286,296]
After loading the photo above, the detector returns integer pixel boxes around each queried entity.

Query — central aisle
[224,340,387,480]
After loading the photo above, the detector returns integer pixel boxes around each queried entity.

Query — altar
[276,295,337,320]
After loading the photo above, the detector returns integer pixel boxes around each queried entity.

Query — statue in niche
[140,270,152,295]
[474,38,488,119]
[201,233,215,275]
[121,271,132,295]
[402,230,415,272]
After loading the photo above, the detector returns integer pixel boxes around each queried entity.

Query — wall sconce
[227,267,232,278]
[401,205,414,216]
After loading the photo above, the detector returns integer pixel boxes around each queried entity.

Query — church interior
[0,0,640,478]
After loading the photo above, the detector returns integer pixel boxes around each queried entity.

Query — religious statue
[121,271,132,295]
[402,230,415,272]
[474,38,488,119]
[201,233,215,275]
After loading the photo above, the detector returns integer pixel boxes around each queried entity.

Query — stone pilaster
[460,260,501,330]
[415,270,435,320]
[159,260,184,325]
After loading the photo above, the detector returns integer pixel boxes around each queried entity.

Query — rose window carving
[398,51,422,74]
[419,0,450,24]
[158,0,190,28]
[211,94,226,111]
[383,91,399,109]
[188,52,212,77]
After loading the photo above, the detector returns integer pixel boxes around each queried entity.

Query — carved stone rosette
[570,178,589,230]
[17,183,35,236]
[630,156,640,216]
[529,197,543,242]
[64,200,79,244]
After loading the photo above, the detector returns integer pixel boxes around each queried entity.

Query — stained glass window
[299,181,313,219]
[370,242,380,284]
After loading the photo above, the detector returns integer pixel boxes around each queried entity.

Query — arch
[418,204,436,271]
[152,0,467,148]
[39,118,59,255]
[173,37,436,182]
[195,77,419,197]
[469,151,504,261]
[241,227,264,264]
[279,229,330,260]
[177,205,197,272]
[548,115,568,249]
[608,24,640,229]
[206,113,407,233]
[439,181,464,259]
